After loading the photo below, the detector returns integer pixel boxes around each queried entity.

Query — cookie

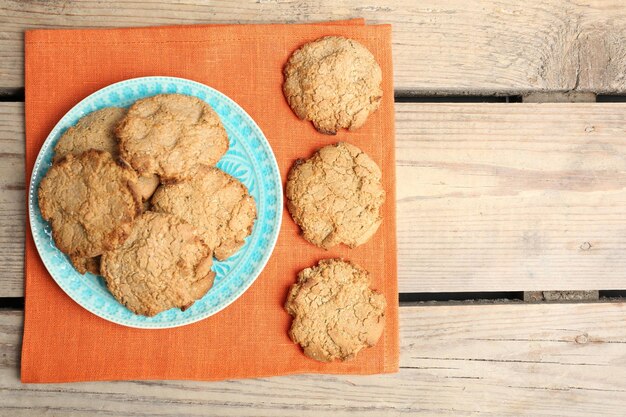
[286,142,385,249]
[101,212,215,317]
[69,255,100,275]
[52,106,160,200]
[53,107,126,162]
[283,36,382,134]
[151,167,256,260]
[38,150,141,258]
[116,94,229,182]
[285,259,386,362]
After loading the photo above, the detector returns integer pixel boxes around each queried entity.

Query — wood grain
[1,303,625,415]
[2,0,626,94]
[2,102,626,295]
[0,103,24,295]
[396,102,626,292]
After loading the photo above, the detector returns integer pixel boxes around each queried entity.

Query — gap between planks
[2,0,626,94]
[0,302,625,416]
[2,102,626,296]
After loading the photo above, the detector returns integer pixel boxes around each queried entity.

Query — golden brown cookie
[52,106,159,200]
[69,255,100,275]
[285,259,386,362]
[151,167,256,260]
[116,94,229,182]
[38,150,141,258]
[101,212,215,317]
[53,107,126,162]
[283,36,382,134]
[286,142,385,249]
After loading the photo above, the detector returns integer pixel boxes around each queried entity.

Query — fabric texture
[22,19,398,382]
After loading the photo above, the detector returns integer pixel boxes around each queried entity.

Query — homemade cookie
[69,255,100,275]
[117,94,229,182]
[283,36,382,134]
[286,142,385,249]
[285,259,386,362]
[101,212,215,317]
[38,150,141,258]
[53,106,159,200]
[53,107,126,162]
[151,167,256,260]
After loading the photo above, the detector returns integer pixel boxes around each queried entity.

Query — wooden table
[1,1,625,415]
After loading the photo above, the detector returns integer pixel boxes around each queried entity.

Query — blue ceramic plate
[29,77,282,328]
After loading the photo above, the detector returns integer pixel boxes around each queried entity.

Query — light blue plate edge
[28,76,283,329]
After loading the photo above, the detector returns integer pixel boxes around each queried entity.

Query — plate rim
[28,76,283,329]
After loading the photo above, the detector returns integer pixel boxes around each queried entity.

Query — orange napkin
[22,19,398,382]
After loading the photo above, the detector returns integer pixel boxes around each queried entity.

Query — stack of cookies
[39,94,256,317]
[282,36,387,362]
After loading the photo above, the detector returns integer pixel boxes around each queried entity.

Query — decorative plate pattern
[28,77,282,328]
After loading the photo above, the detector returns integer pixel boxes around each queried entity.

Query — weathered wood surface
[1,303,625,415]
[396,102,626,292]
[2,102,626,296]
[2,0,626,94]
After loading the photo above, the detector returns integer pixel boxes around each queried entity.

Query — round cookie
[151,167,256,260]
[101,212,215,317]
[283,36,383,134]
[38,150,141,258]
[285,259,386,362]
[53,107,126,162]
[52,106,160,201]
[286,142,385,249]
[116,94,229,182]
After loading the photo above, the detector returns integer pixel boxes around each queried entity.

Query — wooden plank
[0,103,24,296]
[2,0,626,93]
[2,102,626,295]
[1,303,625,415]
[396,102,626,292]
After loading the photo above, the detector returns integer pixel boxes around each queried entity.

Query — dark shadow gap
[400,291,524,303]
[0,297,24,309]
[394,95,522,103]
[596,95,626,102]
[0,87,25,102]
[600,290,626,298]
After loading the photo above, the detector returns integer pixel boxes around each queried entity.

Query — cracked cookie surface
[101,212,215,317]
[117,94,229,182]
[286,142,385,249]
[285,258,386,362]
[283,36,382,134]
[151,167,256,260]
[38,150,141,258]
[53,107,126,162]
[53,106,159,201]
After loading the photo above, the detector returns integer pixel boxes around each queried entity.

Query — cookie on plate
[69,255,100,275]
[101,212,215,317]
[53,106,160,201]
[152,167,256,260]
[53,107,126,162]
[117,94,229,182]
[286,142,385,249]
[38,150,141,258]
[285,258,386,362]
[283,36,382,134]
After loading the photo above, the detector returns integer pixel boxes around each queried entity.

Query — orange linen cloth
[22,19,398,382]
